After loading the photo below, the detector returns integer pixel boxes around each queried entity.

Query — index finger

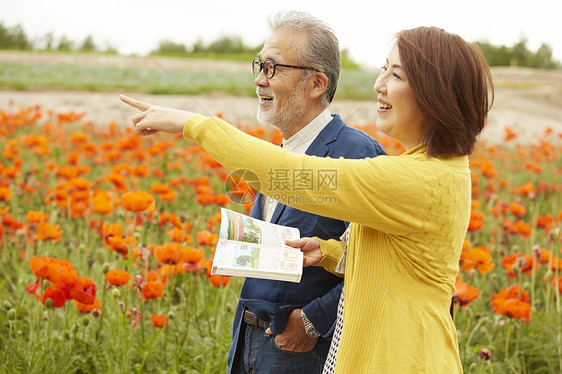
[120,95,151,111]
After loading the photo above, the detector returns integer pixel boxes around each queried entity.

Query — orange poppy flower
[153,242,182,264]
[467,210,485,232]
[197,230,218,246]
[151,314,168,328]
[158,212,182,228]
[107,235,137,257]
[149,182,171,195]
[509,202,527,218]
[29,256,77,285]
[35,222,63,242]
[167,226,194,243]
[536,215,553,230]
[0,186,13,202]
[454,279,481,307]
[93,192,113,215]
[142,280,165,300]
[491,284,530,303]
[120,191,155,212]
[490,298,532,322]
[68,277,97,305]
[103,223,123,244]
[105,173,128,192]
[0,206,10,216]
[106,269,133,286]
[460,247,496,274]
[501,253,538,278]
[208,274,230,288]
[550,276,562,293]
[26,210,48,223]
[181,246,205,264]
[74,297,101,314]
[2,214,23,231]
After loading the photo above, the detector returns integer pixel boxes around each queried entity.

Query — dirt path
[1,52,561,145]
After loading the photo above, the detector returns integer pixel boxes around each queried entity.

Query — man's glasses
[252,58,319,79]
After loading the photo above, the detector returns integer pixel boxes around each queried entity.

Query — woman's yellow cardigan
[184,114,467,373]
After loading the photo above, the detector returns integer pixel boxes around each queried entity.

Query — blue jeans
[230,322,325,373]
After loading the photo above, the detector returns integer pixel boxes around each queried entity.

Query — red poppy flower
[151,314,168,328]
[42,284,68,308]
[69,276,97,305]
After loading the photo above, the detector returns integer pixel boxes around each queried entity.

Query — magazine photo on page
[210,208,303,282]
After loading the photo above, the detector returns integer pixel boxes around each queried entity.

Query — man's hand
[285,237,322,267]
[120,95,194,136]
[265,309,317,352]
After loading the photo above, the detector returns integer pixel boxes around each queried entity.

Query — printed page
[212,240,303,282]
[219,208,299,247]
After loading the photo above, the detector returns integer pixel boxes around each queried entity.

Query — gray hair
[267,11,340,106]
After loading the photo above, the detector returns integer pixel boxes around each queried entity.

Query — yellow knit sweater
[184,114,467,373]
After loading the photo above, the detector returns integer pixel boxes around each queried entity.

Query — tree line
[0,22,559,69]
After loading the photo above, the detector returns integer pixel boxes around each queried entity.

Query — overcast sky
[2,0,561,68]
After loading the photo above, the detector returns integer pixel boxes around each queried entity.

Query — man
[227,11,386,373]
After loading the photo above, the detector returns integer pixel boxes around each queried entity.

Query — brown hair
[395,27,494,157]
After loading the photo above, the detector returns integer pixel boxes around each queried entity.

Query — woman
[121,26,493,373]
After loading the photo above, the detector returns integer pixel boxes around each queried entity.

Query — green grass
[0,60,378,100]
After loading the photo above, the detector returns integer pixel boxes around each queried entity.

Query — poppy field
[0,104,560,373]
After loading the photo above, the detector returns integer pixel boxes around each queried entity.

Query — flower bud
[7,308,16,321]
[45,298,54,309]
[167,311,175,320]
[478,348,491,360]
[82,316,90,327]
[111,288,121,299]
[3,300,13,311]
[102,262,110,274]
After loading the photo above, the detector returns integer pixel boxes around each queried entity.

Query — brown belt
[243,310,266,329]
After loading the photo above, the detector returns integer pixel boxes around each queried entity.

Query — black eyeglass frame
[252,58,319,79]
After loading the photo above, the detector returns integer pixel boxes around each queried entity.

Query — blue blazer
[227,114,386,367]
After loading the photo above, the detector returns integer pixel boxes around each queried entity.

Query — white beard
[256,79,307,135]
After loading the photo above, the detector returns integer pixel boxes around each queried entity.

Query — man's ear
[309,72,329,100]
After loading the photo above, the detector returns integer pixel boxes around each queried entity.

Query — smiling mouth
[377,101,392,110]
[259,95,274,102]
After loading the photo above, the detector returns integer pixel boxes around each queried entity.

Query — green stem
[504,320,511,364]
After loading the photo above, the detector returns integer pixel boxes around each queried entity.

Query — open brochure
[211,208,303,283]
